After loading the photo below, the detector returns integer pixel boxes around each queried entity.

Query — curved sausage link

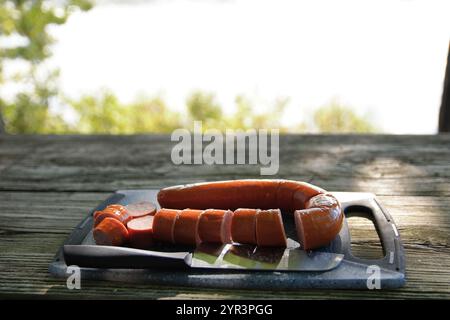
[157,179,325,211]
[157,179,343,250]
[294,193,343,250]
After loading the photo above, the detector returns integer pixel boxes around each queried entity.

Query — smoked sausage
[294,193,343,250]
[255,209,287,247]
[93,217,129,246]
[157,179,343,250]
[157,179,325,211]
[127,215,154,249]
[152,208,180,243]
[126,201,157,218]
[173,209,203,245]
[94,204,131,227]
[198,209,233,244]
[230,208,257,245]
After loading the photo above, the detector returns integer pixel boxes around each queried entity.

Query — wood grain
[0,134,449,299]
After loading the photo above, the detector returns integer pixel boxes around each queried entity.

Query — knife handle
[63,245,190,269]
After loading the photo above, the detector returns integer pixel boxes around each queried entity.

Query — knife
[63,244,343,272]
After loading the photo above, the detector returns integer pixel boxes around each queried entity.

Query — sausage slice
[126,201,157,218]
[255,209,287,247]
[93,217,129,246]
[127,215,154,249]
[294,193,342,250]
[231,208,257,245]
[94,205,131,227]
[198,209,233,244]
[152,209,180,243]
[173,209,202,246]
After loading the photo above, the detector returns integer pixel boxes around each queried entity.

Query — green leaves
[0,0,93,133]
[313,101,377,133]
[68,91,183,134]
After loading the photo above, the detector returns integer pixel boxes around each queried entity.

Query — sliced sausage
[173,209,203,246]
[294,193,343,250]
[127,215,154,249]
[93,217,129,246]
[152,208,180,243]
[94,205,131,227]
[231,208,257,245]
[126,201,157,218]
[93,204,127,220]
[255,209,287,247]
[157,179,342,250]
[198,209,233,244]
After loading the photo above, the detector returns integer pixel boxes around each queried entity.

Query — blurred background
[0,0,449,134]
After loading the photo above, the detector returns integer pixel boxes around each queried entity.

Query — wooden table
[0,134,449,299]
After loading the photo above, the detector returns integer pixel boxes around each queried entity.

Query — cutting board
[49,190,405,289]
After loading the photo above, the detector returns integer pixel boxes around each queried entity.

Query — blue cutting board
[49,190,405,289]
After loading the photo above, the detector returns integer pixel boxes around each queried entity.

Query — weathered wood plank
[0,135,449,298]
[0,135,449,196]
[0,191,449,299]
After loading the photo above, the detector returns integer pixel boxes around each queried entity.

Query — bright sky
[47,0,450,133]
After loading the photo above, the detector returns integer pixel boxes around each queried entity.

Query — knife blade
[63,244,343,272]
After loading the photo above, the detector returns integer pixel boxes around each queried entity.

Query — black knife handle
[63,245,190,269]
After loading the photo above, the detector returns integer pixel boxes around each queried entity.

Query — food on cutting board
[256,209,287,247]
[152,208,179,243]
[230,208,257,245]
[127,215,154,249]
[92,179,343,251]
[157,180,343,250]
[93,217,129,246]
[127,202,156,218]
[94,204,131,227]
[93,202,156,247]
[173,209,203,245]
[198,209,233,244]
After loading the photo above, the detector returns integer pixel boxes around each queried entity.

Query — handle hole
[345,212,384,260]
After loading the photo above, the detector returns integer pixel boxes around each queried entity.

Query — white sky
[46,0,450,133]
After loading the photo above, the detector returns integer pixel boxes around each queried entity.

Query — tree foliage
[69,91,182,134]
[0,1,379,134]
[185,91,290,132]
[313,101,377,133]
[0,0,92,133]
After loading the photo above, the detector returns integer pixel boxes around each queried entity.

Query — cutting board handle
[341,197,405,273]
